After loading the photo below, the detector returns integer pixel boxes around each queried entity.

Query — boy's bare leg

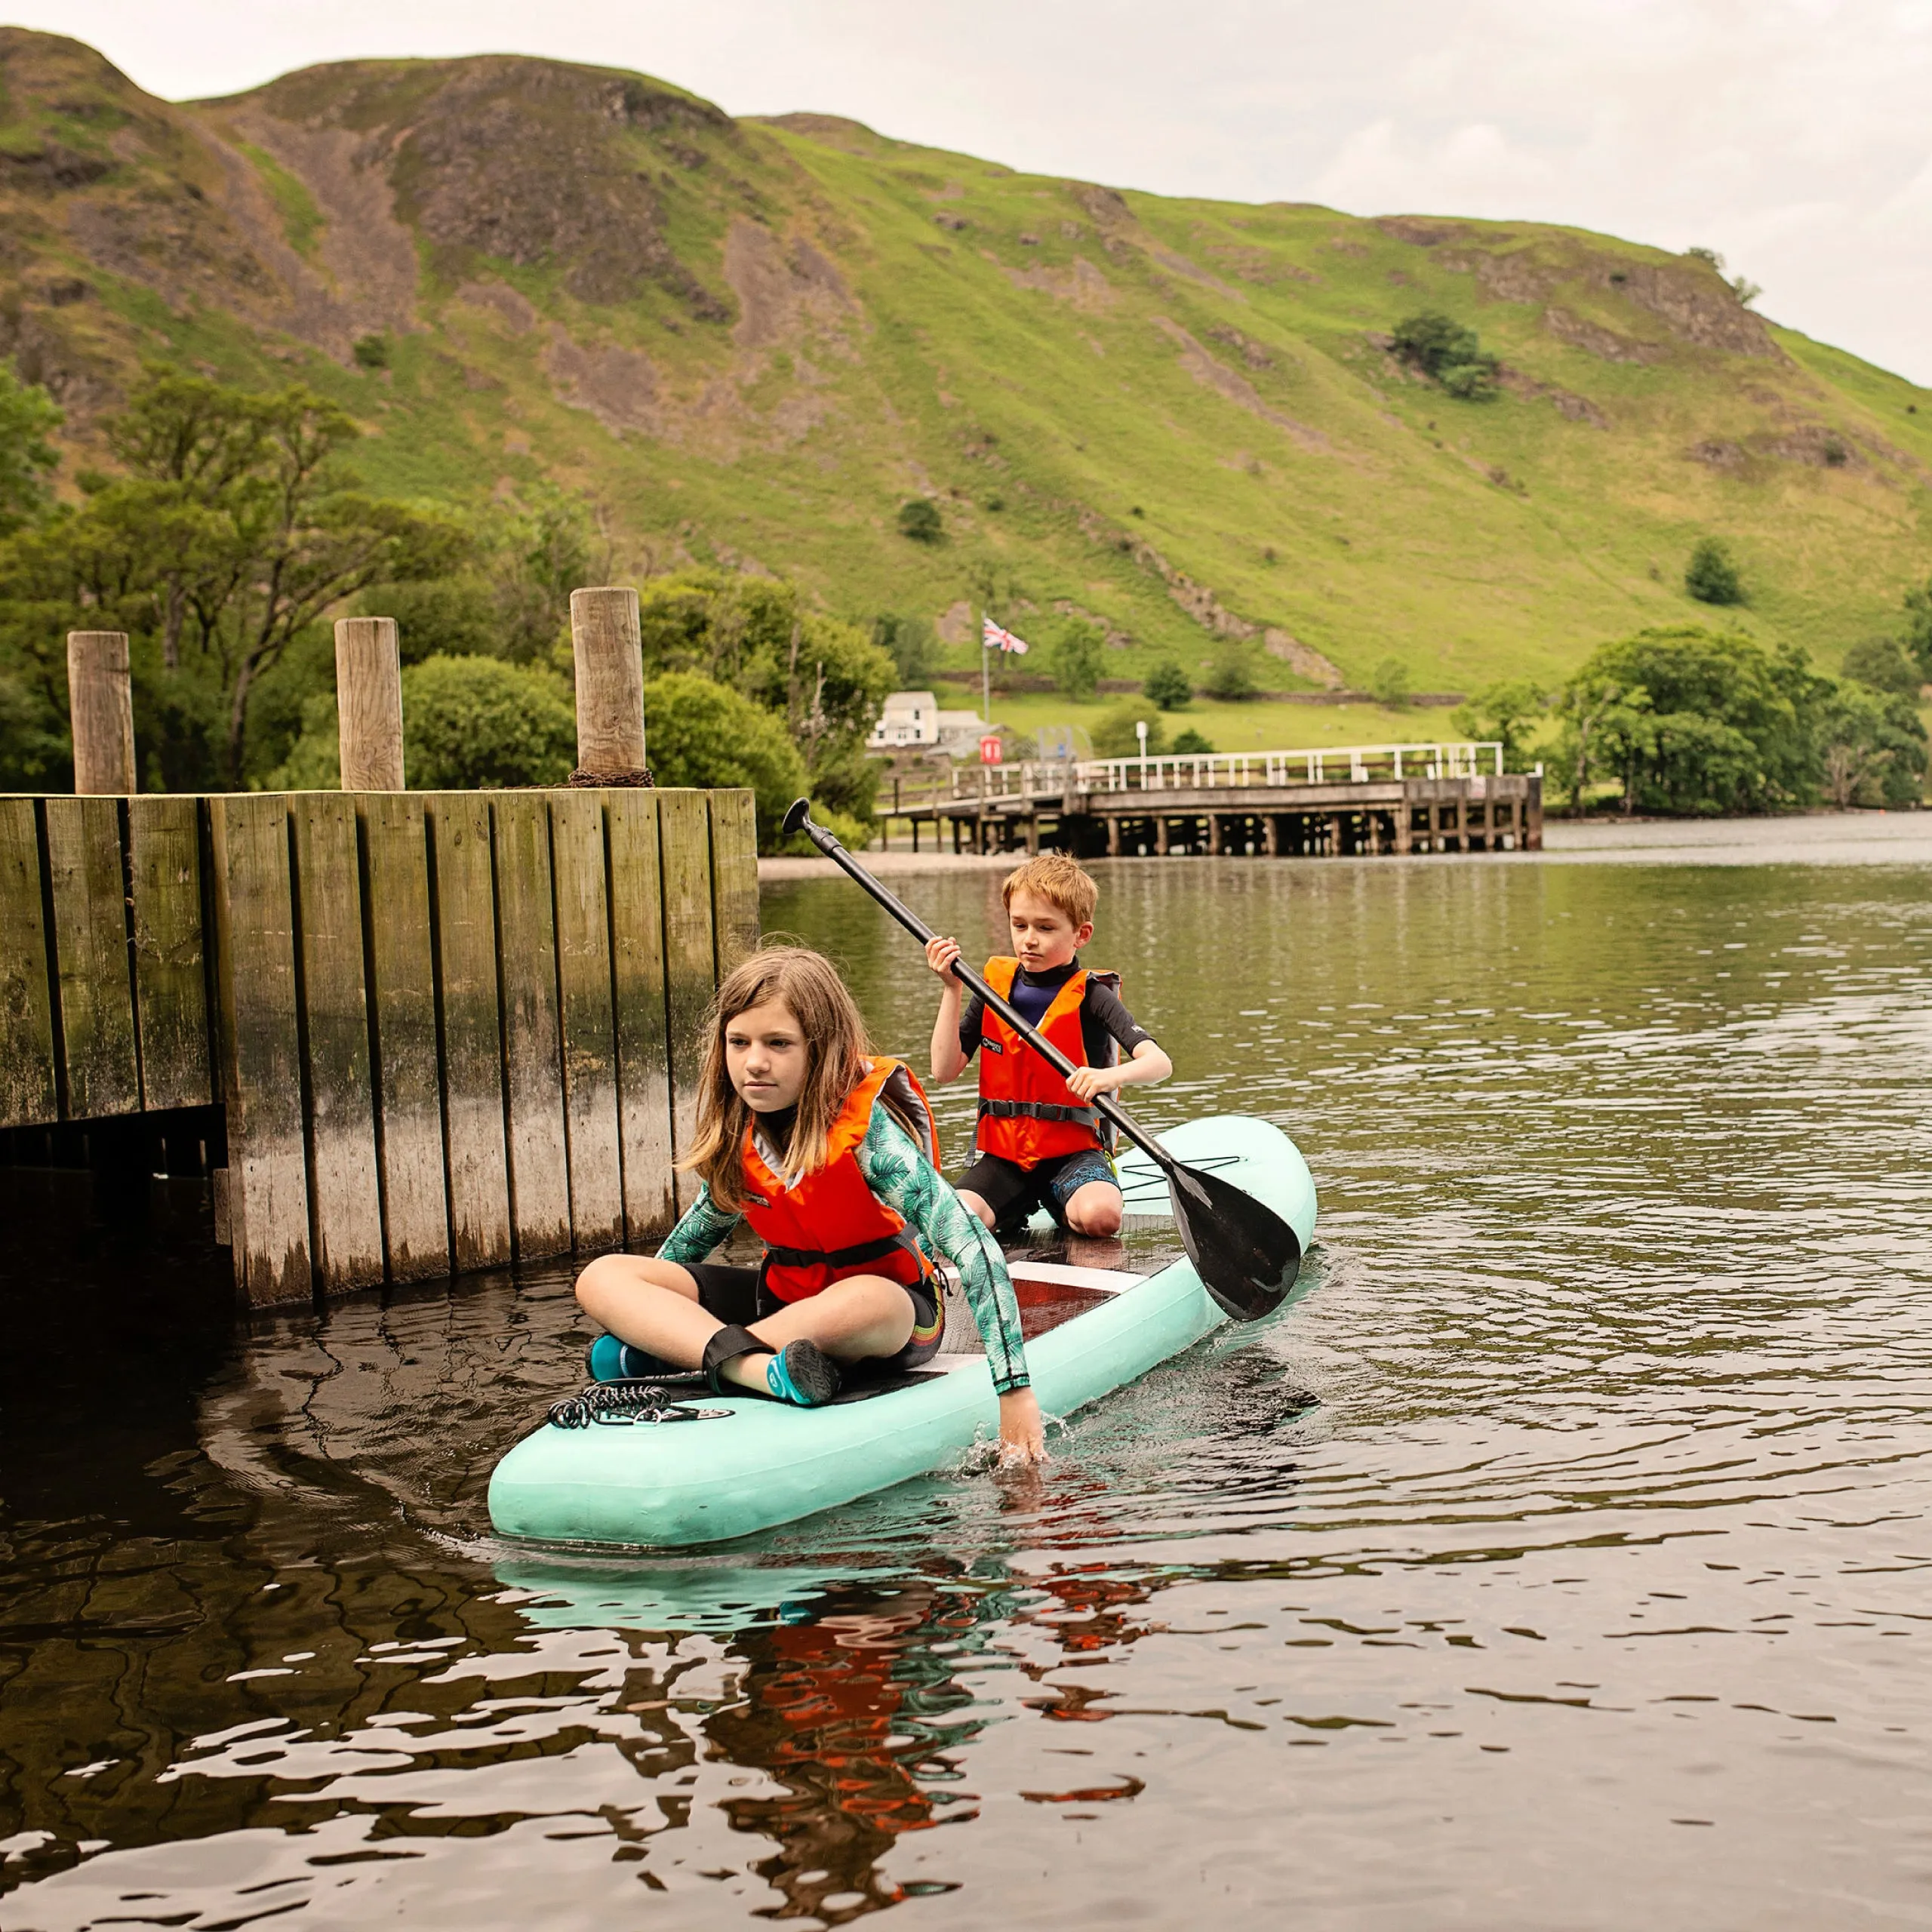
[575,1254,914,1392]
[955,1188,998,1231]
[1063,1179,1124,1239]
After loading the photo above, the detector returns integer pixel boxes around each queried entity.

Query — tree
[1841,635,1921,699]
[872,612,940,688]
[1390,311,1501,401]
[1048,617,1106,700]
[1171,726,1215,754]
[1684,537,1743,606]
[1901,577,1932,681]
[1143,659,1192,710]
[1451,678,1548,771]
[1091,705,1167,758]
[0,364,61,536]
[896,498,943,543]
[1816,684,1927,808]
[635,569,894,823]
[1369,656,1412,707]
[1202,640,1258,701]
[1548,625,1828,816]
[402,656,577,788]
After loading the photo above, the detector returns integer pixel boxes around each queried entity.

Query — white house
[869,691,940,748]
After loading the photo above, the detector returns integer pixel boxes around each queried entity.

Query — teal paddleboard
[486,1115,1317,1549]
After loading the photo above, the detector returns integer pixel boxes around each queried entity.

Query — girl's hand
[925,935,964,981]
[1064,1064,1116,1101]
[997,1388,1047,1463]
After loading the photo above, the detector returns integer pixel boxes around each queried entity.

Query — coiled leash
[546,1380,728,1429]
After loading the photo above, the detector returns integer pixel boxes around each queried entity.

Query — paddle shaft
[795,823,1181,1181]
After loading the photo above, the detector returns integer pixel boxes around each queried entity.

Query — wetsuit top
[958,958,1155,1069]
[659,1096,1031,1395]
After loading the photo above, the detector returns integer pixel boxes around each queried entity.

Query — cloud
[23,0,1932,380]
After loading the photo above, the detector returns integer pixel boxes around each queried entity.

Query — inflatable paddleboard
[486,1115,1316,1549]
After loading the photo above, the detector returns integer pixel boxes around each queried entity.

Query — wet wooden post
[607,792,675,1240]
[0,798,57,1128]
[659,789,716,1212]
[128,797,211,1111]
[571,587,647,778]
[334,617,405,792]
[66,631,137,795]
[42,797,140,1119]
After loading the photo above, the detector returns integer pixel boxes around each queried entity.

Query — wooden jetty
[0,589,759,1307]
[878,741,1542,858]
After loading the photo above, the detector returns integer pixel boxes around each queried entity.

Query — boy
[924,851,1171,1239]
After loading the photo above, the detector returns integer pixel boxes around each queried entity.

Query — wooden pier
[878,742,1543,859]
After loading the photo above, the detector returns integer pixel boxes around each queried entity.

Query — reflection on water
[5,843,1932,1928]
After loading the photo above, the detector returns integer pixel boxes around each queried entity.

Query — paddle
[782,799,1302,1321]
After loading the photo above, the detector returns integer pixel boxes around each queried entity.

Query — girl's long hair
[681,945,918,1212]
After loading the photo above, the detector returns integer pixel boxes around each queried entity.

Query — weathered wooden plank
[0,798,57,1128]
[43,795,139,1119]
[288,792,383,1292]
[657,788,717,1214]
[490,792,571,1259]
[549,792,624,1253]
[358,793,449,1281]
[605,790,675,1241]
[208,794,310,1304]
[128,795,211,1112]
[422,793,510,1273]
[707,787,760,974]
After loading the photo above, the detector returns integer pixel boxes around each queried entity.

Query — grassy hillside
[4,26,1930,744]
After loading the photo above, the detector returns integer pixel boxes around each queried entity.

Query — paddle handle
[784,804,1176,1178]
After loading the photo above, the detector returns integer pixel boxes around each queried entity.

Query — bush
[1091,705,1168,759]
[644,671,815,848]
[1143,659,1193,710]
[402,655,577,788]
[1841,635,1921,699]
[1902,577,1932,681]
[1201,641,1258,701]
[1390,311,1500,401]
[896,498,943,543]
[1171,727,1215,755]
[1048,618,1106,700]
[352,334,390,371]
[1684,537,1743,605]
[1369,656,1413,707]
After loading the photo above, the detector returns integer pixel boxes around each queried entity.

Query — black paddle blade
[782,797,814,837]
[1168,1161,1303,1322]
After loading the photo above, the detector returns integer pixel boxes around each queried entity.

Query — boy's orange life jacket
[740,1057,941,1303]
[974,956,1121,1167]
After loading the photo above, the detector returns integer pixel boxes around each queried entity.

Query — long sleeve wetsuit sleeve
[655,1183,741,1266]
[853,1106,1030,1395]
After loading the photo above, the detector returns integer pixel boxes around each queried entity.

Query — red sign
[979,734,1004,766]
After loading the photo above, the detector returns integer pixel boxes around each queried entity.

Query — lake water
[5,821,1932,1930]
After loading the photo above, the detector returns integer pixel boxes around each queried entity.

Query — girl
[575,946,1046,1463]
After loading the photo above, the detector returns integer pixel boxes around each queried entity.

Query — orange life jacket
[974,956,1121,1166]
[741,1057,941,1304]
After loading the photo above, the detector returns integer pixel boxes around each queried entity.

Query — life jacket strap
[977,1095,1099,1128]
[760,1227,929,1275]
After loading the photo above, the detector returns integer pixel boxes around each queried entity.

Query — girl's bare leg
[1063,1178,1124,1238]
[575,1255,915,1394]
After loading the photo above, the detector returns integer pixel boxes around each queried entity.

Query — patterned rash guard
[658,1102,1031,1395]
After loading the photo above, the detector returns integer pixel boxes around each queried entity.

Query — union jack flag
[982,614,1030,655]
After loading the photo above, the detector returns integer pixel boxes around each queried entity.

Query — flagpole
[980,607,991,729]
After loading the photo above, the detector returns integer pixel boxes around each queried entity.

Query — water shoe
[586,1334,678,1383]
[764,1338,841,1407]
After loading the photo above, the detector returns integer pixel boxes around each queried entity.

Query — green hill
[5,26,1930,749]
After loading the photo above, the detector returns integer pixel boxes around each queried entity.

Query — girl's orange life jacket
[740,1057,942,1303]
[974,956,1121,1167]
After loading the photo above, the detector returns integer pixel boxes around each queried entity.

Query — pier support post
[66,632,136,795]
[1208,814,1223,856]
[1106,817,1121,857]
[1263,816,1278,857]
[570,586,648,780]
[1155,817,1169,856]
[334,617,405,792]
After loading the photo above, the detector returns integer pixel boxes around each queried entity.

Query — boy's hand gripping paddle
[782,799,1301,1321]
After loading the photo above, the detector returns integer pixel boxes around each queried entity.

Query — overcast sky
[25,0,1932,385]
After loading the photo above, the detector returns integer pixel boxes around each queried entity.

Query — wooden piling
[42,796,140,1120]
[128,796,211,1112]
[0,797,57,1128]
[570,587,647,778]
[288,793,384,1291]
[66,631,137,795]
[606,791,675,1240]
[358,793,449,1281]
[334,617,405,792]
[657,789,716,1211]
[491,794,571,1258]
[549,791,624,1252]
[708,789,759,975]
[208,794,311,1305]
[423,794,512,1272]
